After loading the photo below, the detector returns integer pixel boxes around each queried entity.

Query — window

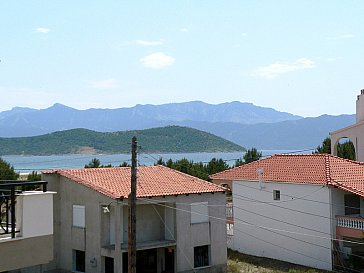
[194,245,210,268]
[73,250,85,272]
[104,256,114,273]
[191,202,208,224]
[345,194,360,215]
[273,190,280,200]
[73,205,85,228]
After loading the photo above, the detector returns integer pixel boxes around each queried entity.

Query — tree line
[84,147,263,181]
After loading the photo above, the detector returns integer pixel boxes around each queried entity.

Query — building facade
[211,154,364,271]
[43,165,227,273]
[331,89,364,161]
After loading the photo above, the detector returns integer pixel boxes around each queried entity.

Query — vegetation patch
[0,126,244,156]
[227,249,329,273]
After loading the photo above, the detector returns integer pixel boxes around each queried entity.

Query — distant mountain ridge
[0,101,301,137]
[0,126,244,156]
[0,102,355,150]
[174,114,355,150]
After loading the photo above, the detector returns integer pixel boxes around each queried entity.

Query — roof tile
[210,154,364,197]
[45,165,225,199]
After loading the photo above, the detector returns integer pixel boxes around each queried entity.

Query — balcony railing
[336,215,364,230]
[0,180,48,238]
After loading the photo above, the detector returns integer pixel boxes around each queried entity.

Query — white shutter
[73,205,85,228]
[191,202,208,224]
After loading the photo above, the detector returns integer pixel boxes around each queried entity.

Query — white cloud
[241,32,247,37]
[140,52,175,69]
[251,58,316,79]
[135,39,164,46]
[90,79,120,89]
[35,27,50,34]
[328,33,355,40]
[180,28,189,33]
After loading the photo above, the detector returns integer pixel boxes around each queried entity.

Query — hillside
[176,114,355,149]
[0,102,301,137]
[0,126,244,156]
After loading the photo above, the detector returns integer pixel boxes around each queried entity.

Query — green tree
[314,137,331,154]
[120,162,130,167]
[0,158,19,180]
[154,157,165,166]
[244,148,262,164]
[315,137,356,160]
[206,158,229,175]
[337,141,356,160]
[235,148,262,166]
[85,158,101,168]
[27,171,41,181]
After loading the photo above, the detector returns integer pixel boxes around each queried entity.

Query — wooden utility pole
[128,136,137,273]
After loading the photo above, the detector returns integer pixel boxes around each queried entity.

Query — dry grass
[227,249,330,273]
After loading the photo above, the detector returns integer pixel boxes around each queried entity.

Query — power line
[151,204,195,272]
[141,198,363,272]
[140,150,364,215]
[140,197,364,246]
[233,181,364,211]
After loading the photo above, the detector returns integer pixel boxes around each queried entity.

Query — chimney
[356,89,364,123]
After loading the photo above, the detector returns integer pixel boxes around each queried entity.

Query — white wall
[232,180,333,271]
[19,191,55,238]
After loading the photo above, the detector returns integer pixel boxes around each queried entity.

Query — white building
[331,89,364,161]
[42,165,227,273]
[211,154,364,271]
[0,181,55,272]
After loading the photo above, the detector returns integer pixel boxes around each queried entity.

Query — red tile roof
[210,154,364,197]
[44,165,225,199]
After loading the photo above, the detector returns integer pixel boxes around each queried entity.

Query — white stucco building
[0,181,55,273]
[211,154,364,271]
[331,89,364,161]
[42,165,227,273]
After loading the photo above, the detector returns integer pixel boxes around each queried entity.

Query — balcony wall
[0,191,55,272]
[336,215,364,239]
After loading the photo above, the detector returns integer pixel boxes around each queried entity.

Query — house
[0,181,55,272]
[331,89,364,161]
[42,165,227,273]
[211,154,364,271]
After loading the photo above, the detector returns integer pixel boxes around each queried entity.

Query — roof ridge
[324,154,331,184]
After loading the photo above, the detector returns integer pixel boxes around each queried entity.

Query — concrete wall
[122,204,165,243]
[43,173,113,273]
[0,235,53,272]
[0,191,55,272]
[232,180,333,271]
[18,191,55,238]
[43,173,227,273]
[174,193,227,273]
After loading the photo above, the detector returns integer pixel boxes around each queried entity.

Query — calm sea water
[3,150,312,173]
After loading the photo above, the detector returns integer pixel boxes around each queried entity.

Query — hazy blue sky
[0,1,363,117]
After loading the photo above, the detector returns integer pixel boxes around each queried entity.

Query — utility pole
[128,136,137,273]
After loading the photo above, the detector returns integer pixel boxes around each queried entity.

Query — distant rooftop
[211,154,364,197]
[44,165,225,199]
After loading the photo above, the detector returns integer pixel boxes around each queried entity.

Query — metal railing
[336,215,364,230]
[0,181,48,238]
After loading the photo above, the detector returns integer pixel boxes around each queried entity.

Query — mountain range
[0,102,355,150]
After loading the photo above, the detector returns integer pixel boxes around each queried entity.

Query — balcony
[0,181,55,272]
[336,215,364,238]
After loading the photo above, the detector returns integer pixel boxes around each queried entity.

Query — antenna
[256,168,264,190]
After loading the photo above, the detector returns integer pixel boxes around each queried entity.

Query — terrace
[0,180,55,272]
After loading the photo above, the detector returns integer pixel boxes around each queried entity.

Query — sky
[0,1,363,117]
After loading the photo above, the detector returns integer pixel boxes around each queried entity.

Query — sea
[2,150,314,173]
